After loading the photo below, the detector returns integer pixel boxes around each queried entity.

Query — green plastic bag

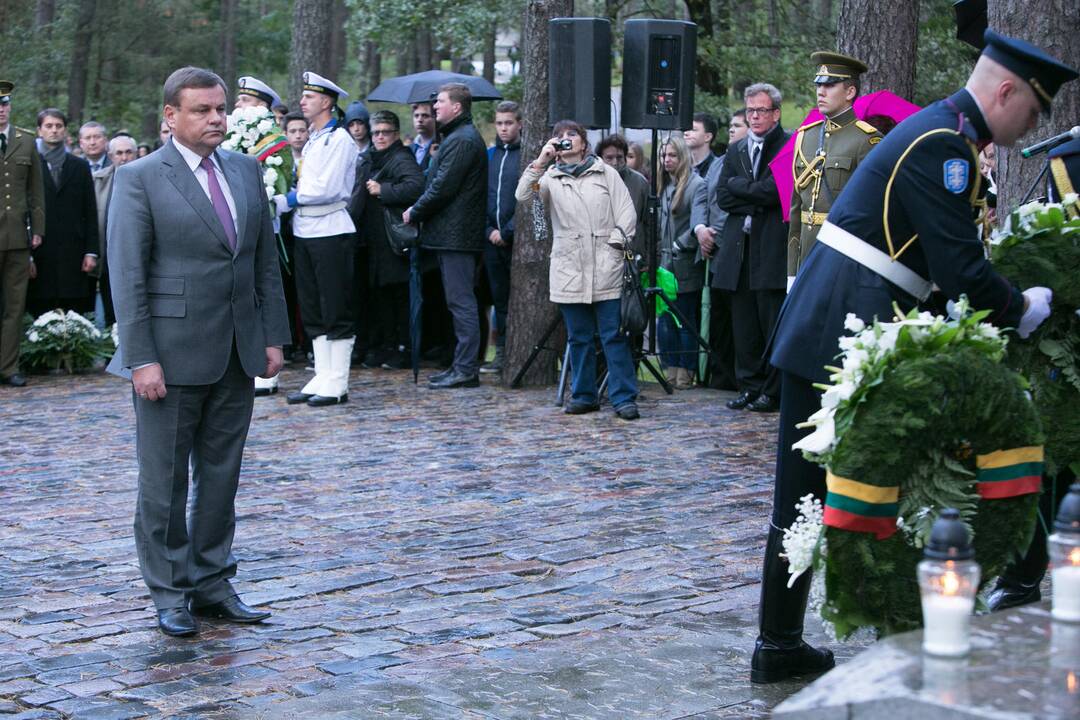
[643,267,680,328]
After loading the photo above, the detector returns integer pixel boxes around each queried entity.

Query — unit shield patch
[943,158,970,194]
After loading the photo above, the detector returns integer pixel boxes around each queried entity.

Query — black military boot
[751,526,835,684]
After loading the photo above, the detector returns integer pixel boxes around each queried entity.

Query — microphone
[1021,126,1080,158]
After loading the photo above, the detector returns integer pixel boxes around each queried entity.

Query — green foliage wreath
[791,302,1042,639]
[991,197,1080,475]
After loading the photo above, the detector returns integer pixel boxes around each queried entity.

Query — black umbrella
[367,70,502,105]
[408,247,423,384]
[953,0,987,50]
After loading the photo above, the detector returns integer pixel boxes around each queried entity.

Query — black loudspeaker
[621,19,696,130]
[548,18,611,129]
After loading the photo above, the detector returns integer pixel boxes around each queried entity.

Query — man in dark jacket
[713,83,790,413]
[481,101,521,375]
[29,108,99,316]
[404,83,487,389]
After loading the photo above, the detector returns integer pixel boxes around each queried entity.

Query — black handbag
[383,205,418,256]
[620,246,648,337]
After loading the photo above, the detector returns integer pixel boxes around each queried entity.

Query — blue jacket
[485,139,521,243]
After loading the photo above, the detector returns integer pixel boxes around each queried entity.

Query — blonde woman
[657,136,705,388]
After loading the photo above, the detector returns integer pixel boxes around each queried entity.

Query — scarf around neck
[37,139,66,184]
[555,154,596,177]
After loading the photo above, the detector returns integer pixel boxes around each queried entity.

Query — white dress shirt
[172,139,238,235]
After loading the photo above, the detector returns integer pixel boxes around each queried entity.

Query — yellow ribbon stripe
[976,446,1044,469]
[826,473,900,504]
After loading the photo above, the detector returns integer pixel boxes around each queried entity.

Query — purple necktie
[200,156,237,250]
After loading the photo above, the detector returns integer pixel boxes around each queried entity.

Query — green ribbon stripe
[825,492,899,518]
[976,462,1044,483]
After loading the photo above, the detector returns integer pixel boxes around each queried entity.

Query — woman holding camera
[657,136,705,389]
[357,110,426,368]
[515,120,641,420]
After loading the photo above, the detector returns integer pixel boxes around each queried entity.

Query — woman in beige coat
[515,120,641,420]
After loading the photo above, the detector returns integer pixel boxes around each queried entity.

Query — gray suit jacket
[106,140,290,384]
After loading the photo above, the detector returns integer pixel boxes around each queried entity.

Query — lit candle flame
[1069,547,1080,567]
[1068,671,1077,694]
[942,570,961,596]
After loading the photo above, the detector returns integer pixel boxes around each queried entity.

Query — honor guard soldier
[1048,137,1080,210]
[0,81,46,387]
[281,71,359,407]
[235,76,281,111]
[788,52,881,280]
[752,30,1077,684]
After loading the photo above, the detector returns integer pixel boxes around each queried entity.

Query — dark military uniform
[1048,137,1080,207]
[788,53,882,276]
[789,109,880,274]
[0,81,47,382]
[751,29,1078,685]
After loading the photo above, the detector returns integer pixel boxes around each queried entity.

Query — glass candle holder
[918,557,981,656]
[1050,482,1080,622]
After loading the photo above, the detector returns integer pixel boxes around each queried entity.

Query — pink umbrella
[770,90,922,221]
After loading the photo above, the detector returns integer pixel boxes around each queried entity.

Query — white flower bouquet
[21,310,116,373]
[221,106,294,201]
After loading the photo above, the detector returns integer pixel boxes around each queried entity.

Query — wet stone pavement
[0,365,867,719]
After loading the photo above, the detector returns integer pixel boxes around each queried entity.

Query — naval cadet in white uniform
[280,71,359,407]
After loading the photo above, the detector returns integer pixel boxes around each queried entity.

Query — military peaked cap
[810,52,868,85]
[982,29,1078,113]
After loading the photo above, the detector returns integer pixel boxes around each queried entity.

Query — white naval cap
[237,76,282,108]
[302,71,348,100]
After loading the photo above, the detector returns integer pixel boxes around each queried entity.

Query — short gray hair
[744,83,782,108]
[79,121,106,138]
[108,135,136,155]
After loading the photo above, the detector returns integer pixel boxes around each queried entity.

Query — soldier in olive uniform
[788,52,881,281]
[0,81,46,387]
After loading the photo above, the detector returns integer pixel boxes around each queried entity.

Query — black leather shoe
[254,386,278,397]
[428,370,479,389]
[614,403,640,420]
[726,390,757,410]
[986,581,1042,612]
[190,596,270,624]
[307,393,348,407]
[0,373,27,387]
[428,368,453,383]
[286,391,314,405]
[564,401,600,415]
[157,608,198,637]
[750,638,835,684]
[748,394,780,413]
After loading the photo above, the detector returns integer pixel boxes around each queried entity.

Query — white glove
[272,194,290,217]
[786,275,796,293]
[1017,286,1052,338]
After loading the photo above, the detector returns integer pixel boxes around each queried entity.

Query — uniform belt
[296,200,347,217]
[817,221,933,302]
[800,210,828,226]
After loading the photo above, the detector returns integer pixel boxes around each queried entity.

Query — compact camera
[554,139,574,151]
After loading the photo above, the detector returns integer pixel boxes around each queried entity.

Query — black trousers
[371,281,409,350]
[758,371,827,645]
[705,288,737,390]
[483,241,512,347]
[730,240,784,398]
[294,233,355,339]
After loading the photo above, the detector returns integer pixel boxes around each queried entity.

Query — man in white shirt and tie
[78,121,111,173]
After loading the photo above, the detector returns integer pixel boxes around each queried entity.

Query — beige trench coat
[516,159,637,304]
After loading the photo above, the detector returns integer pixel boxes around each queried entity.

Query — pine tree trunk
[683,0,725,99]
[327,0,349,82]
[504,0,574,387]
[417,28,433,72]
[836,0,918,100]
[220,0,238,105]
[989,0,1080,215]
[66,0,96,127]
[288,0,333,106]
[483,20,497,84]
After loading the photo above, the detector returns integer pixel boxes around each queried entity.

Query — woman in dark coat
[359,110,425,369]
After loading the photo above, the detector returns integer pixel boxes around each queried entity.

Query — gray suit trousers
[133,344,254,610]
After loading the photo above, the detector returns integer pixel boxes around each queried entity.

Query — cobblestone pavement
[0,365,868,719]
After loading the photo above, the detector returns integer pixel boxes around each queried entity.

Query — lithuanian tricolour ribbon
[252,133,289,163]
[975,446,1043,499]
[823,472,899,540]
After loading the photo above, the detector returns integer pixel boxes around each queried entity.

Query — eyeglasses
[745,106,777,116]
[371,129,397,136]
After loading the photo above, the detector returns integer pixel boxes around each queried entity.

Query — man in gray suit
[108,67,290,637]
